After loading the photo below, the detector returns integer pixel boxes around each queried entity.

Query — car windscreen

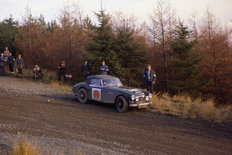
[90,78,102,87]
[102,78,123,87]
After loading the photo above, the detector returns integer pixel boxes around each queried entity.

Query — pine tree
[0,16,18,54]
[168,22,207,97]
[115,26,148,87]
[85,9,122,76]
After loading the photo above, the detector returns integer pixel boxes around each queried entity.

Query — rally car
[72,75,152,112]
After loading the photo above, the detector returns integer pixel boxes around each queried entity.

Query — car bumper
[129,101,152,108]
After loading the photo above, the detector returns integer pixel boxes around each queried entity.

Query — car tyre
[77,88,88,103]
[116,96,128,113]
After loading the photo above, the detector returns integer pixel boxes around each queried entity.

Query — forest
[0,1,231,104]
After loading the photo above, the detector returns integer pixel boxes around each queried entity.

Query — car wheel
[116,96,128,113]
[77,88,88,103]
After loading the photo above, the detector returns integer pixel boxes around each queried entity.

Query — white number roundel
[92,88,101,100]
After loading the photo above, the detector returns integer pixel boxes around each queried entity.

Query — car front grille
[136,96,150,103]
[139,97,146,102]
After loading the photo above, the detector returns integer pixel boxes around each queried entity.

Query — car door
[101,87,116,104]
[101,78,117,103]
[89,78,103,101]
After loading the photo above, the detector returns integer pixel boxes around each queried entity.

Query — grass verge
[10,138,85,155]
[23,68,73,91]
[49,82,72,91]
[151,93,232,123]
[23,68,57,84]
[11,139,39,155]
[6,68,73,91]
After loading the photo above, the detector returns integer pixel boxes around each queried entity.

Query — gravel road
[0,76,232,155]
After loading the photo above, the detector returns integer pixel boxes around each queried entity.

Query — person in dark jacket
[15,54,25,77]
[81,60,91,79]
[99,60,109,75]
[58,61,67,82]
[0,53,7,75]
[144,64,156,93]
[8,52,15,74]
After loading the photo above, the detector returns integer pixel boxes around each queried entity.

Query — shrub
[10,138,85,155]
[11,140,39,155]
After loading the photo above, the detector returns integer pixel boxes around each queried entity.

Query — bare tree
[189,12,200,54]
[149,0,176,91]
[58,1,85,62]
[198,8,232,103]
[200,8,219,95]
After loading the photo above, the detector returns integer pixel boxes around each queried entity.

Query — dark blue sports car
[72,75,152,112]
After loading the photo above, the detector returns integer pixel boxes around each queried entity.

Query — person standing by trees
[33,64,42,79]
[0,53,7,76]
[58,61,67,83]
[15,54,25,77]
[4,47,10,57]
[99,60,109,75]
[81,60,91,79]
[144,64,156,93]
[8,52,15,74]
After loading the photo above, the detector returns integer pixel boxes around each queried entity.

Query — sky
[0,0,231,27]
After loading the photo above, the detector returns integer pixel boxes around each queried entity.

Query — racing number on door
[92,88,101,101]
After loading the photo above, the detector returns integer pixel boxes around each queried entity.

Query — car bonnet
[104,86,144,96]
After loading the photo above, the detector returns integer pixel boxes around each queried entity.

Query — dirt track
[0,76,232,155]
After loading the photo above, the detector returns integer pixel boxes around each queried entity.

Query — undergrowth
[10,138,85,155]
[151,93,232,123]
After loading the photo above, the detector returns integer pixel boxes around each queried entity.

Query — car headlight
[131,95,135,100]
[142,93,145,98]
[149,93,152,99]
[135,97,139,102]
[146,96,149,101]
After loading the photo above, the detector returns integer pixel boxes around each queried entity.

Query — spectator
[58,61,67,82]
[15,54,25,77]
[143,64,156,93]
[81,60,91,79]
[8,52,15,74]
[4,47,10,57]
[33,65,42,79]
[99,60,109,75]
[0,53,7,76]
